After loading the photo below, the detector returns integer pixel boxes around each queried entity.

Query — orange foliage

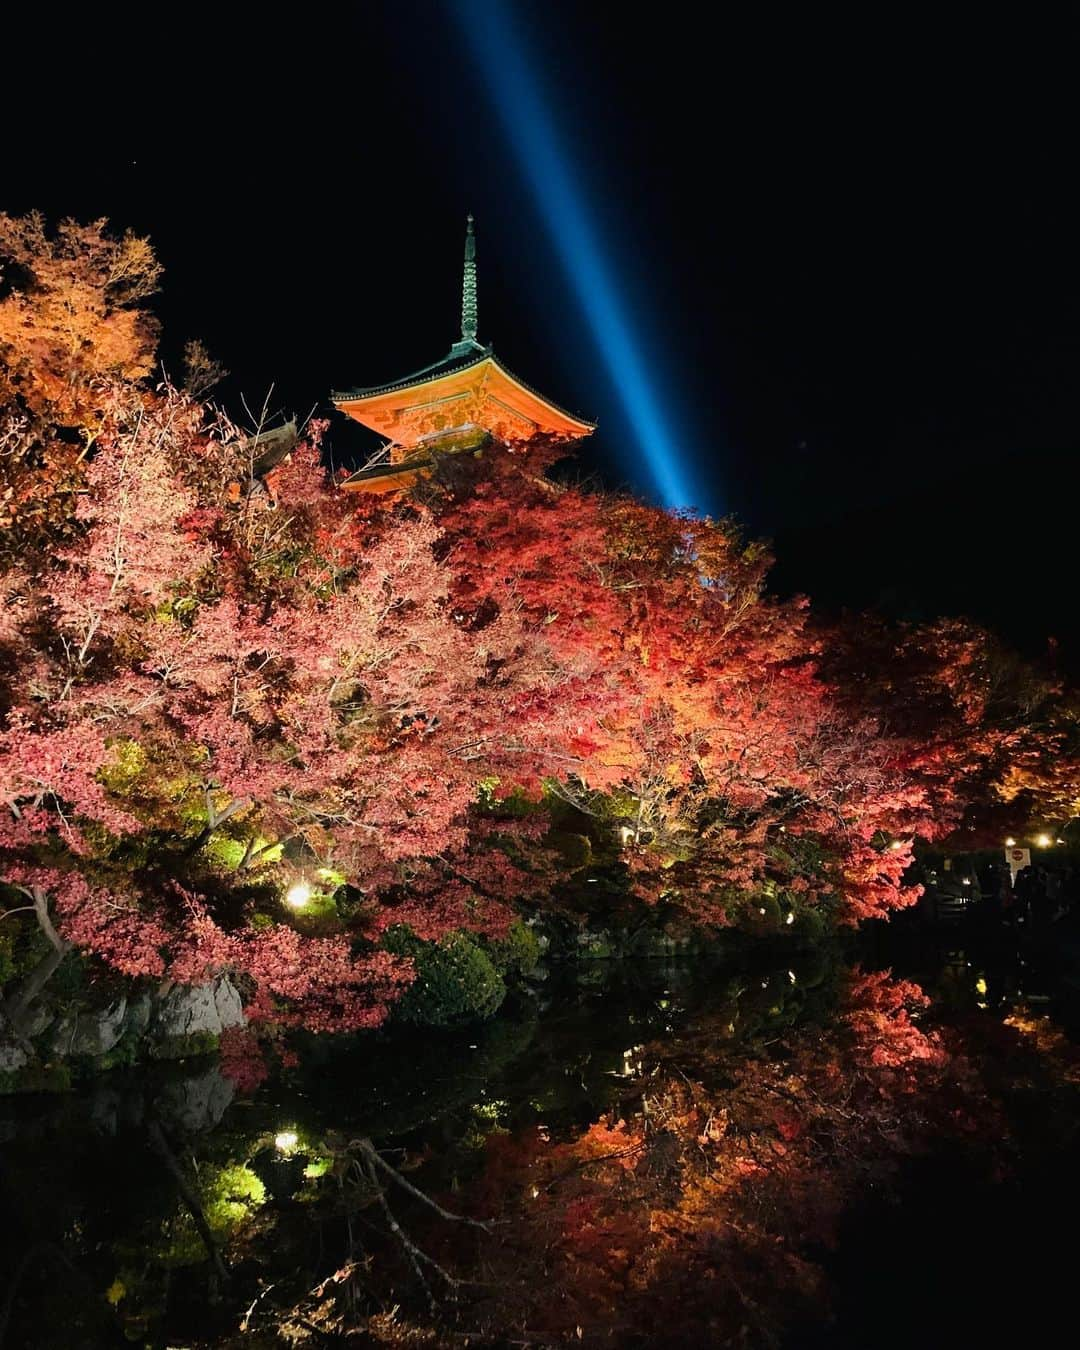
[0,212,160,556]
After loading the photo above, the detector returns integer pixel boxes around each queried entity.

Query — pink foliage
[218,1025,269,1094]
[0,377,1027,1034]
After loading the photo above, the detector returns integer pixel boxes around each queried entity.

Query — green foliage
[285,890,342,934]
[203,833,286,872]
[736,894,782,935]
[0,927,16,986]
[155,1162,266,1267]
[148,1029,220,1061]
[96,738,147,795]
[593,788,640,822]
[0,912,87,1002]
[768,830,830,880]
[476,780,540,818]
[0,900,46,989]
[383,927,506,1026]
[547,830,592,870]
[201,834,249,870]
[577,932,616,959]
[790,907,828,943]
[0,1062,72,1095]
[489,920,541,978]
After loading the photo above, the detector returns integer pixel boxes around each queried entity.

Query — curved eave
[331,346,491,404]
[487,355,596,434]
[340,456,434,493]
[332,349,595,435]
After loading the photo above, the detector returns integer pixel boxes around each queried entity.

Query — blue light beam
[451,1,714,513]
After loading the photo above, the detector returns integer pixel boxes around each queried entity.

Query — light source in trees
[285,881,312,909]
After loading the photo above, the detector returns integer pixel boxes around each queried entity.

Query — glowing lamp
[1005,837,1017,847]
[1034,833,1053,849]
[785,912,795,925]
[889,840,905,852]
[285,881,312,909]
[275,1130,299,1154]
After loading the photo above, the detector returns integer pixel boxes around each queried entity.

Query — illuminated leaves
[2,211,1073,1036]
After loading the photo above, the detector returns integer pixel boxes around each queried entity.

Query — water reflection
[2,938,1079,1347]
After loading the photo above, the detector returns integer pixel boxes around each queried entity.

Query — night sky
[5,7,1077,667]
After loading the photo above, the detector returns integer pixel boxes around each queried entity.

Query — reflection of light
[1005,837,1017,847]
[961,878,971,886]
[759,907,766,915]
[890,840,904,852]
[1035,833,1053,849]
[285,881,312,909]
[530,1185,540,1199]
[275,1131,299,1153]
[786,912,795,925]
[788,970,797,985]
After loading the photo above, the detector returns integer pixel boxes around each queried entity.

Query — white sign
[1005,846,1030,882]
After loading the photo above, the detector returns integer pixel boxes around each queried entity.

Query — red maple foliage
[1,214,1073,1036]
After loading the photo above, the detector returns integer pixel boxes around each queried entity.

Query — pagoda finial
[461,214,478,344]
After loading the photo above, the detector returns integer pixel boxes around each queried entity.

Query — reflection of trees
[385,967,988,1347]
[22,951,1065,1348]
[220,954,851,1341]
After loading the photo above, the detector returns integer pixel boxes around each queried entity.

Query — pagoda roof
[330,341,490,404]
[331,343,595,433]
[331,219,594,491]
[339,453,436,493]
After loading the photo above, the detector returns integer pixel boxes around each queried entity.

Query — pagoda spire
[460,214,478,344]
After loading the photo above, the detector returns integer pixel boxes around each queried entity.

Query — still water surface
[2,926,1079,1348]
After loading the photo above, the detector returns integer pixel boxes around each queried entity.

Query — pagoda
[334,218,595,494]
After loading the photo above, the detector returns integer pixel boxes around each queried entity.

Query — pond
[2,924,1080,1348]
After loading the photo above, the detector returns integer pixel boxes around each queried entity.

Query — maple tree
[0,212,161,560]
[1,212,1075,1043]
[818,613,1080,847]
[430,448,999,926]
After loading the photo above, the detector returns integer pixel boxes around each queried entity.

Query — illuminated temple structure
[334,218,595,494]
